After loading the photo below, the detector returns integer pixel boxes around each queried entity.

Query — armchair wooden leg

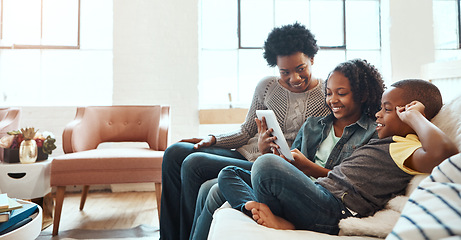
[155,182,162,219]
[80,185,90,210]
[53,186,66,236]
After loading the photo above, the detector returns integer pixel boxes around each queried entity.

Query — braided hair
[326,59,385,119]
[263,22,319,67]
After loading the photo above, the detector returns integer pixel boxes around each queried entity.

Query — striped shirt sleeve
[386,152,461,240]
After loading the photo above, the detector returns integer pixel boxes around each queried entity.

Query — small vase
[19,140,38,164]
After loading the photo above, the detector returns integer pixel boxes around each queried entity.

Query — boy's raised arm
[398,101,459,173]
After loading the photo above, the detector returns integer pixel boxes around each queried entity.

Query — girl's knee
[254,154,285,168]
[253,154,289,176]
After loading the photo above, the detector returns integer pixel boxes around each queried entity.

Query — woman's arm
[213,77,276,149]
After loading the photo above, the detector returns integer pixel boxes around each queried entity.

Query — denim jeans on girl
[218,154,352,235]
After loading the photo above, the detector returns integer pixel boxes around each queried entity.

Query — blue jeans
[190,181,226,240]
[218,154,352,235]
[160,142,252,240]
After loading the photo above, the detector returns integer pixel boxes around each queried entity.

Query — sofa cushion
[209,204,380,240]
[386,152,461,240]
[431,94,461,151]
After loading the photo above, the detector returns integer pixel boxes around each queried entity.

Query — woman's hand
[256,117,279,154]
[180,135,216,149]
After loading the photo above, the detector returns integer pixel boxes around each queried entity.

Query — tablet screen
[256,110,294,161]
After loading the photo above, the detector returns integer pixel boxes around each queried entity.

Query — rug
[37,224,159,240]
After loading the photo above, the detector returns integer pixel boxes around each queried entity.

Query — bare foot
[245,201,295,230]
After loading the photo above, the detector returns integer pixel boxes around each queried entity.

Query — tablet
[256,110,294,161]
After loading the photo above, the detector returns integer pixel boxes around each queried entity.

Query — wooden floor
[38,190,159,239]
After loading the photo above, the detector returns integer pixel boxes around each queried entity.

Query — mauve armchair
[50,105,170,236]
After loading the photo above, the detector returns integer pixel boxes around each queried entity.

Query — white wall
[113,0,200,144]
[382,0,435,83]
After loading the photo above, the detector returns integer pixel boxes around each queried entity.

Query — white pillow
[386,152,461,240]
[431,94,461,151]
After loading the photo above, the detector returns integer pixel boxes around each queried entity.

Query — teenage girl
[189,59,385,239]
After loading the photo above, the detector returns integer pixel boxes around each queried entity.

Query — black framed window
[0,0,112,106]
[200,0,381,109]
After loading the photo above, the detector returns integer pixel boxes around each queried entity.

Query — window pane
[433,0,459,49]
[201,0,237,49]
[42,0,79,46]
[0,49,112,106]
[346,50,382,70]
[313,50,346,79]
[0,50,41,105]
[41,50,113,105]
[199,50,238,108]
[274,0,310,27]
[435,49,461,61]
[237,49,275,107]
[310,0,344,46]
[2,0,41,45]
[80,0,113,49]
[240,0,274,48]
[346,0,380,49]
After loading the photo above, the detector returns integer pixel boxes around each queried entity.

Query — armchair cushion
[51,148,163,186]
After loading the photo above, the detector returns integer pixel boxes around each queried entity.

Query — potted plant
[0,128,57,163]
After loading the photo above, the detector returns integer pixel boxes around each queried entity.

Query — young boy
[224,79,459,234]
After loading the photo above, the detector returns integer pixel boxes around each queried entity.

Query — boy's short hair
[391,79,442,120]
[263,22,318,67]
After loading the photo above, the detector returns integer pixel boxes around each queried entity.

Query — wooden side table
[0,159,53,229]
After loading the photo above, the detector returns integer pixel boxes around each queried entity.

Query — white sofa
[208,95,461,240]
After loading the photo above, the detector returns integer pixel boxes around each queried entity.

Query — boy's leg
[190,183,227,240]
[251,154,350,234]
[180,152,252,240]
[189,179,217,239]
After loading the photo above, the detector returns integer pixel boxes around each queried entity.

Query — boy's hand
[256,117,279,154]
[397,100,458,173]
[396,101,425,122]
